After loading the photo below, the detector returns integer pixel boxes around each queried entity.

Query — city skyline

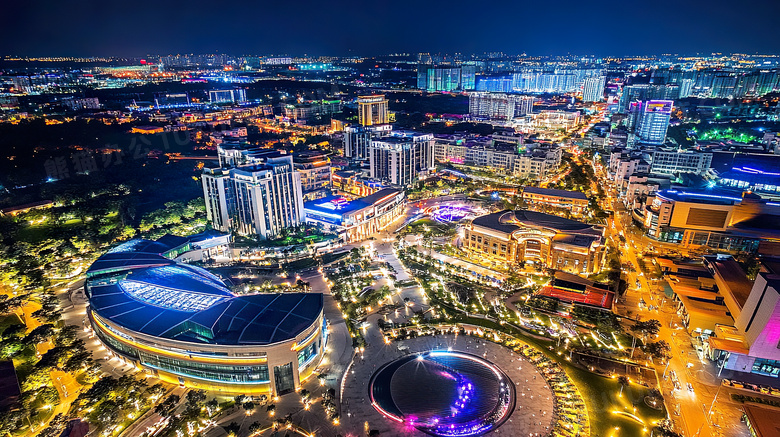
[4,6,780,436]
[3,0,780,57]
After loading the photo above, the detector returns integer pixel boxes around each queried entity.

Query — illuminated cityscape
[3,1,780,436]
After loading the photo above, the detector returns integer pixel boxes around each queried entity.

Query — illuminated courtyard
[340,334,555,436]
[369,351,515,436]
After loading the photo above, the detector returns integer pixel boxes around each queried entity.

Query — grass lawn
[446,315,667,436]
[321,251,350,265]
[0,313,24,333]
[282,257,318,271]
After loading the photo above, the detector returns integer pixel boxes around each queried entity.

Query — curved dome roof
[86,240,323,346]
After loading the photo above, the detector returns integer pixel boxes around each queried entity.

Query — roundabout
[369,351,515,436]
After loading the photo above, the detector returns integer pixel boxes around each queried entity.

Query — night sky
[3,0,780,57]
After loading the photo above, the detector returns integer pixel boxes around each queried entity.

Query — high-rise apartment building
[619,84,679,113]
[202,155,304,239]
[582,76,606,102]
[679,79,694,99]
[417,65,475,92]
[369,131,435,186]
[631,100,673,145]
[357,95,389,126]
[468,93,535,121]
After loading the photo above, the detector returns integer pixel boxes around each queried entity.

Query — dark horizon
[3,0,780,58]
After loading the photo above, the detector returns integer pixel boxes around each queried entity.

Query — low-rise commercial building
[331,170,383,197]
[650,150,713,175]
[640,190,780,253]
[521,187,589,216]
[433,134,561,181]
[463,210,606,275]
[704,257,780,379]
[303,189,405,243]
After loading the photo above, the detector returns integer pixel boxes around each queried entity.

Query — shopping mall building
[85,239,326,395]
[463,209,606,275]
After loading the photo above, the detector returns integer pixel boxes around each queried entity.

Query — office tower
[468,93,534,121]
[582,76,606,102]
[344,124,392,159]
[357,95,389,126]
[369,131,434,186]
[632,100,673,145]
[202,155,304,238]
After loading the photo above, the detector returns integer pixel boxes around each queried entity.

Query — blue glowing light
[119,280,228,312]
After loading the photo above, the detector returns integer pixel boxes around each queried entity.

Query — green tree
[645,340,672,361]
[631,319,661,340]
[617,375,630,396]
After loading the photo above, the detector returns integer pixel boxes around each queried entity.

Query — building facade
[468,92,535,121]
[357,95,389,126]
[344,124,392,160]
[631,100,673,145]
[463,210,606,275]
[641,190,780,253]
[582,76,606,103]
[293,151,332,199]
[304,189,405,242]
[521,187,589,216]
[649,150,713,175]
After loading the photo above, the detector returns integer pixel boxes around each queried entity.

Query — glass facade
[274,363,295,394]
[139,350,270,383]
[95,328,139,359]
[752,358,780,377]
[297,342,318,369]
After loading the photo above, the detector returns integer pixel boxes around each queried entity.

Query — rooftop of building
[676,294,733,320]
[742,403,780,436]
[522,186,588,200]
[704,255,753,311]
[655,189,745,206]
[304,188,402,219]
[293,150,330,162]
[538,284,614,310]
[551,233,601,248]
[87,241,323,346]
[471,209,601,236]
